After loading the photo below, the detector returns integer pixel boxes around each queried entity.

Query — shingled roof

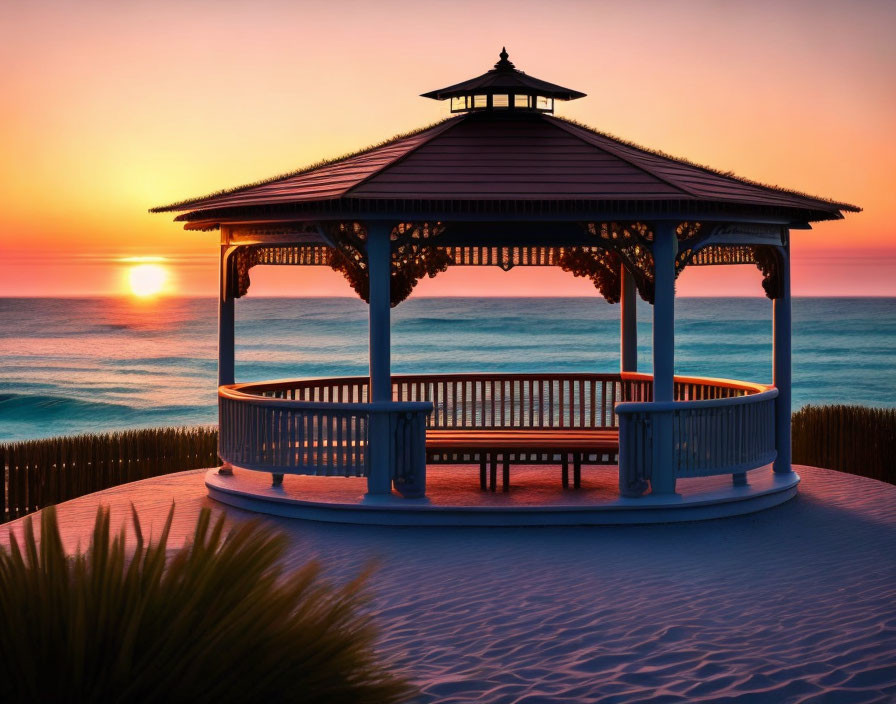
[152,110,859,225]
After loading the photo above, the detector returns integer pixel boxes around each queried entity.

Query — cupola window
[450,96,469,112]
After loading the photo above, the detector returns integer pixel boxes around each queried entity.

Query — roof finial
[494,47,515,71]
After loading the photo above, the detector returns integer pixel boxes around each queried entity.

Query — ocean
[0,297,893,443]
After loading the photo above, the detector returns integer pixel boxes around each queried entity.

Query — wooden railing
[672,393,777,477]
[245,373,646,430]
[218,384,430,493]
[221,372,777,497]
[616,376,777,495]
[246,372,758,426]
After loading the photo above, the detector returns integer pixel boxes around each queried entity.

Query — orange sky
[1,0,894,298]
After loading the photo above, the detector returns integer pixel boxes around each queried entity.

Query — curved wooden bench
[425,429,620,492]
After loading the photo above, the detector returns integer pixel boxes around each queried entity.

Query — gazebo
[153,50,858,524]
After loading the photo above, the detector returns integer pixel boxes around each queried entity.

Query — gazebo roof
[153,113,858,225]
[152,52,859,227]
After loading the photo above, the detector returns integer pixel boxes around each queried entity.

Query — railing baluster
[510,379,516,428]
[601,380,608,428]
[558,379,565,428]
[355,412,362,471]
[501,380,507,428]
[327,413,335,474]
[548,379,554,428]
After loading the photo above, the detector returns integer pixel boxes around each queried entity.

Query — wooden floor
[234,464,626,507]
[206,464,800,526]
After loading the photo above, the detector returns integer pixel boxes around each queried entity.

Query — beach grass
[1,406,893,523]
[0,504,411,703]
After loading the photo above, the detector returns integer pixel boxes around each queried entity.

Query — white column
[620,266,637,372]
[218,243,235,387]
[651,222,678,493]
[773,242,792,474]
[366,222,393,495]
[217,239,235,476]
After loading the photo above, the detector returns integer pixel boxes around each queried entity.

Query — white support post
[620,266,637,373]
[366,222,393,496]
[651,223,678,494]
[773,242,792,474]
[218,243,235,388]
[217,237,235,476]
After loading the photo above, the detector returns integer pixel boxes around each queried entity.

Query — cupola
[421,48,586,114]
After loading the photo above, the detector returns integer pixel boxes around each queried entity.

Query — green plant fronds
[149,117,460,214]
[0,504,412,704]
[551,115,861,213]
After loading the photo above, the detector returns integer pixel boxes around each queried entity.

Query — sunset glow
[128,264,168,297]
[0,1,893,297]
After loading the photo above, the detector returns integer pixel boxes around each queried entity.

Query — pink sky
[0,0,893,297]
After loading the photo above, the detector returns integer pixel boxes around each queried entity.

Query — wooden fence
[792,405,895,486]
[0,427,218,523]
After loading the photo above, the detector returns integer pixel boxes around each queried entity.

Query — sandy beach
[3,465,895,703]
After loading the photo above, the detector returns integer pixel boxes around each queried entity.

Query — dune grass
[0,504,411,704]
[792,404,896,485]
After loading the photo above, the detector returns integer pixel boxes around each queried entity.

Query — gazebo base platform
[206,465,800,526]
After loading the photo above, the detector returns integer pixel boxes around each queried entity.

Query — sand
[3,465,895,703]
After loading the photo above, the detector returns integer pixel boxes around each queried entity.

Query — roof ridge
[149,117,459,213]
[341,115,469,199]
[548,115,861,213]
[545,116,701,199]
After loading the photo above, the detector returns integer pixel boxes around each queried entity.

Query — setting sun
[128,263,168,297]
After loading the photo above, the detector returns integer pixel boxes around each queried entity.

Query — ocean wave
[106,357,216,370]
[2,297,895,439]
[0,393,208,423]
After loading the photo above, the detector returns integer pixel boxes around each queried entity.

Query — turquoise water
[0,297,893,442]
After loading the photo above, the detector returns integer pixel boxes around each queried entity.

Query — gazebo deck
[206,464,799,526]
[216,370,784,517]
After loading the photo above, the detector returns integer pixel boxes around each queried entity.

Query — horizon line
[2,294,895,300]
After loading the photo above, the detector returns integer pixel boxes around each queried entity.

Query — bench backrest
[391,374,633,430]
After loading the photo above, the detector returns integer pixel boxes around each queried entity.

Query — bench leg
[480,457,487,490]
[490,455,498,492]
[502,455,510,492]
[574,454,582,489]
[562,455,569,489]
